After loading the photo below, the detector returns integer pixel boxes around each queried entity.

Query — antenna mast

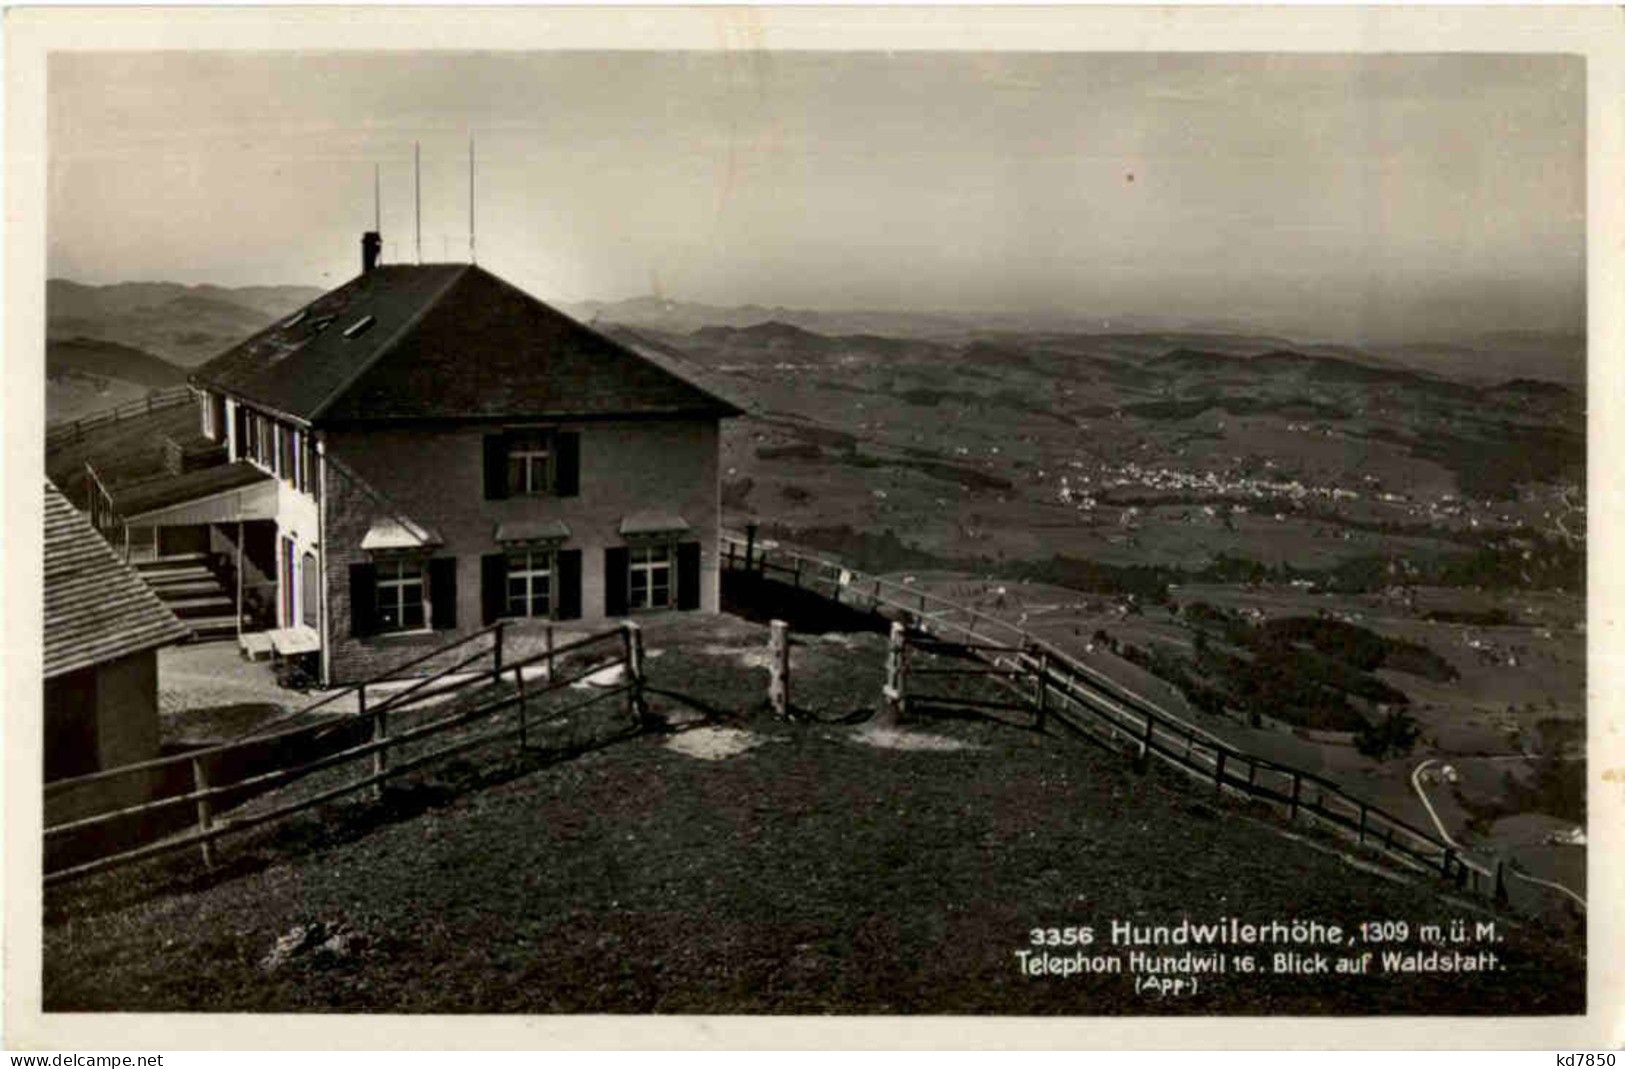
[469,137,476,265]
[414,141,422,264]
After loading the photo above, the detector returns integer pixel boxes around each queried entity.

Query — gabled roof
[191,264,741,426]
[43,482,191,679]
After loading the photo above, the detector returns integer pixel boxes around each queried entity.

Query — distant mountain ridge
[570,295,1583,388]
[47,278,324,368]
[48,279,1583,389]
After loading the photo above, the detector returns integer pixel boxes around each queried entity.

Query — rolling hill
[47,279,323,367]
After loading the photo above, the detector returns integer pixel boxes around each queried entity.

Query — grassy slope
[43,621,1581,1015]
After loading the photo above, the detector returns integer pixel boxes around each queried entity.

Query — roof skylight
[342,315,378,339]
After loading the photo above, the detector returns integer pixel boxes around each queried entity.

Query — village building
[43,481,191,782]
[78,237,739,685]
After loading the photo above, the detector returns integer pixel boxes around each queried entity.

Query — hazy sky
[49,51,1583,342]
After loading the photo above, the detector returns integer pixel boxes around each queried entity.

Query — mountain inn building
[93,238,739,685]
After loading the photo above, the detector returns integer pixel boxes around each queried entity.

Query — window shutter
[483,433,508,500]
[429,557,458,630]
[676,541,702,611]
[234,408,248,459]
[480,553,507,625]
[556,549,582,620]
[604,546,630,617]
[349,562,378,637]
[554,431,580,497]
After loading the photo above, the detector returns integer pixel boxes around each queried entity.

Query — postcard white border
[4,4,1621,1051]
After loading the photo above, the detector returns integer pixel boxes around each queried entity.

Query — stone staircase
[133,553,244,642]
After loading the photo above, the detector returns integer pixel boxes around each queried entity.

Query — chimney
[362,231,382,274]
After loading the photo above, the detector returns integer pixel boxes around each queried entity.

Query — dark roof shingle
[191,265,740,425]
[43,482,191,678]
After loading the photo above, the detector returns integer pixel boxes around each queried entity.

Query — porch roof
[112,462,274,522]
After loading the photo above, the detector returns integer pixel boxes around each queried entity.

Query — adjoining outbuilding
[43,481,191,783]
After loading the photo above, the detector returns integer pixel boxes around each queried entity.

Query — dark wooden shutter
[234,407,248,458]
[556,549,582,620]
[349,562,378,637]
[554,431,580,497]
[483,433,508,500]
[676,541,702,610]
[429,557,458,630]
[604,546,630,617]
[480,553,507,625]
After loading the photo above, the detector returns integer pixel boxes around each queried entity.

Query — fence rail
[44,621,646,888]
[47,385,194,445]
[724,528,1508,901]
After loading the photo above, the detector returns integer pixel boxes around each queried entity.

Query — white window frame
[504,547,555,619]
[628,542,675,611]
[200,391,215,439]
[506,431,555,496]
[375,556,429,634]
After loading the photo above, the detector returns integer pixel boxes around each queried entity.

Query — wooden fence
[44,620,646,888]
[46,385,194,446]
[723,529,1509,902]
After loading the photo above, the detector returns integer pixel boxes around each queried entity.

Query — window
[375,557,427,632]
[485,430,578,500]
[505,548,553,618]
[506,432,553,496]
[280,428,298,488]
[628,543,674,611]
[300,436,320,501]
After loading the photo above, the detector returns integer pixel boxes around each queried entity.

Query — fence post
[1032,650,1048,733]
[1494,860,1509,904]
[882,621,907,723]
[744,523,758,573]
[545,624,556,682]
[514,665,528,750]
[1136,712,1154,772]
[769,619,791,717]
[1214,749,1227,796]
[190,756,215,869]
[1289,772,1301,822]
[793,560,803,589]
[622,620,648,727]
[492,622,505,682]
[363,684,386,802]
[1442,847,1455,883]
[1357,804,1368,845]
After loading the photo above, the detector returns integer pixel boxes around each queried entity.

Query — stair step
[168,595,236,616]
[136,552,210,568]
[182,615,246,642]
[142,566,215,585]
[148,579,223,598]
